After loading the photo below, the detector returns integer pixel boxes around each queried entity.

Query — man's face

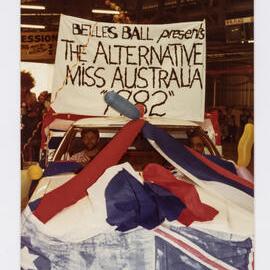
[190,136,204,154]
[82,131,99,150]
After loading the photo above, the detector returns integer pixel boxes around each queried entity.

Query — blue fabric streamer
[142,122,253,196]
[105,169,185,231]
[43,161,83,177]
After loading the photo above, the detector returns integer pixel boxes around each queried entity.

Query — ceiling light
[21,5,46,10]
[92,9,120,15]
[21,13,60,16]
[21,24,46,29]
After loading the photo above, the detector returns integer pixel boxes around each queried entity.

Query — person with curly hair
[21,71,42,162]
[21,70,36,111]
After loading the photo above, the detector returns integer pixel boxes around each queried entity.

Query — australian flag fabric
[154,225,253,270]
[21,120,254,269]
[21,217,253,270]
[21,222,155,270]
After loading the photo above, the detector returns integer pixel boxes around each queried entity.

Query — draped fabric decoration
[34,119,145,223]
[21,119,254,269]
[142,122,254,216]
[34,120,253,224]
[104,167,217,231]
[142,122,253,197]
[142,163,218,226]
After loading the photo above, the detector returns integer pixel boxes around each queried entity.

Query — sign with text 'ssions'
[21,31,58,62]
[52,15,206,121]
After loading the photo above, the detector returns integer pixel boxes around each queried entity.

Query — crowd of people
[216,106,253,143]
[21,71,51,164]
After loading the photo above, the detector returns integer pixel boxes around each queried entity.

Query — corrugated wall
[206,75,254,109]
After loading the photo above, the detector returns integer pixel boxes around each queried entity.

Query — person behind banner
[21,71,42,162]
[187,128,205,154]
[69,129,100,166]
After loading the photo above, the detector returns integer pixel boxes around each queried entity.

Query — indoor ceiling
[21,0,254,68]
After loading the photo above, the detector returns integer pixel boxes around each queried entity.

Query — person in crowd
[226,107,237,142]
[239,108,250,135]
[218,108,228,141]
[44,93,51,112]
[218,109,225,125]
[21,71,42,162]
[187,128,205,154]
[69,129,100,166]
[21,71,36,115]
[38,91,48,104]
[37,91,50,114]
[26,91,51,162]
[247,109,254,124]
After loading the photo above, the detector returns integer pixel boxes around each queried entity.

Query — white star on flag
[21,246,38,270]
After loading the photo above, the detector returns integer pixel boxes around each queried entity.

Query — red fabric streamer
[34,119,145,223]
[143,163,218,226]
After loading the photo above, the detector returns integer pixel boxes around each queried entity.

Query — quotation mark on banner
[168,91,175,96]
[100,90,108,95]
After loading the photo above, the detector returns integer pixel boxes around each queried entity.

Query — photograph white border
[0,1,269,269]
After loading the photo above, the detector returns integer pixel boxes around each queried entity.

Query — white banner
[51,15,206,121]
